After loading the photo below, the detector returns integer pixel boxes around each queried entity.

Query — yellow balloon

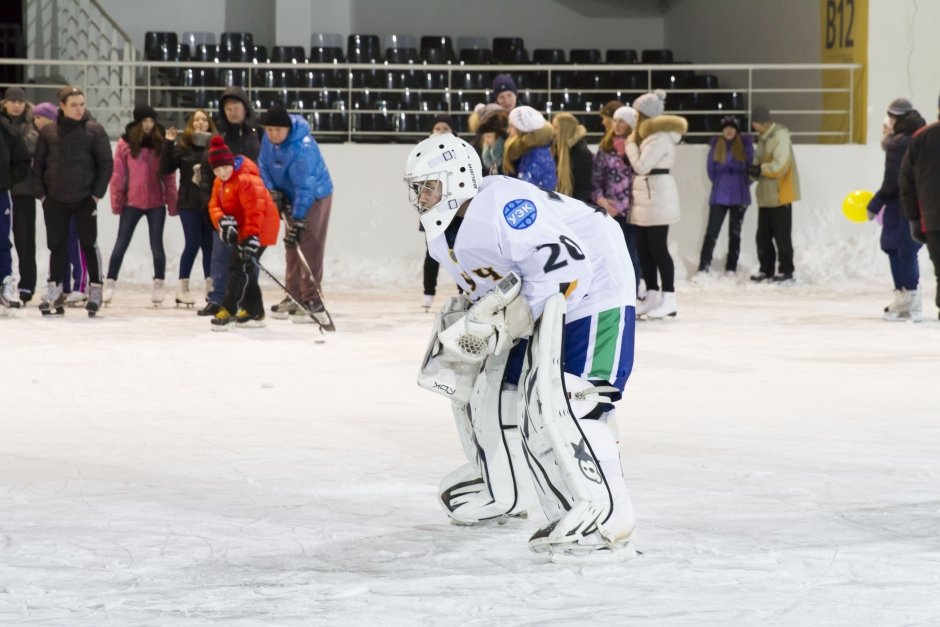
[842,189,874,223]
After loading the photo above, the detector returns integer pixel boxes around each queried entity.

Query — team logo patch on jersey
[503,199,537,230]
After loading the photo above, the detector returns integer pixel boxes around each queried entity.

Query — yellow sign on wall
[820,0,867,143]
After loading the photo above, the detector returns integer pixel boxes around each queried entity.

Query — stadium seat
[219,32,253,62]
[641,49,674,64]
[606,49,638,65]
[569,49,601,65]
[492,37,528,64]
[420,36,456,63]
[347,34,381,61]
[459,47,492,64]
[144,31,177,61]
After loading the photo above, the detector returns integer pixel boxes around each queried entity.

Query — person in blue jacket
[258,102,334,318]
[696,115,754,277]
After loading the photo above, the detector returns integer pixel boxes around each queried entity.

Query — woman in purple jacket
[697,115,754,275]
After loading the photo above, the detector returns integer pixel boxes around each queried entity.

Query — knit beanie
[2,86,26,102]
[491,73,518,97]
[261,101,291,127]
[429,113,455,134]
[612,106,637,129]
[32,102,59,121]
[208,135,235,169]
[886,97,913,117]
[633,89,666,118]
[720,115,740,131]
[508,105,546,133]
[133,104,158,123]
[751,104,771,124]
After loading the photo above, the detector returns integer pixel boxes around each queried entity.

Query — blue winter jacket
[258,114,333,220]
[516,145,558,191]
[706,134,754,207]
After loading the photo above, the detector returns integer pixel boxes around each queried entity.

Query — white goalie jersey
[427,176,635,322]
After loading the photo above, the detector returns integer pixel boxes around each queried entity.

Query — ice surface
[1,281,939,625]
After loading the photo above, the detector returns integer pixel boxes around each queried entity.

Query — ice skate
[304,298,335,331]
[646,291,677,319]
[65,291,87,307]
[175,279,196,308]
[86,283,103,318]
[635,289,661,318]
[422,293,434,311]
[38,282,65,316]
[209,307,235,331]
[0,276,21,309]
[270,295,298,319]
[204,277,213,302]
[884,288,922,322]
[197,302,221,316]
[152,279,165,307]
[235,308,266,328]
[103,278,115,306]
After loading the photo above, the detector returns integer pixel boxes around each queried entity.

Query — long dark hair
[127,121,165,158]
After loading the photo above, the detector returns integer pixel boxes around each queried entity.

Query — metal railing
[1,58,860,144]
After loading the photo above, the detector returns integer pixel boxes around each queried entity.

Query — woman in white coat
[625,90,687,318]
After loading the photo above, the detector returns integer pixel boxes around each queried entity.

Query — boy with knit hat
[206,136,279,328]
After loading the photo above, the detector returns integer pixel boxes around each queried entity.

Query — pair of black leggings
[635,224,674,292]
[43,197,102,286]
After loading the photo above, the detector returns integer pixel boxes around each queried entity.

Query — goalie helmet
[404,133,482,240]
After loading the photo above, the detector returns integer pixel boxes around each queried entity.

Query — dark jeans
[699,204,747,272]
[0,191,11,281]
[43,197,102,286]
[423,247,439,296]
[885,219,922,291]
[11,193,37,296]
[614,215,642,290]
[107,206,167,281]
[926,231,940,309]
[222,247,265,316]
[756,204,794,276]
[636,224,674,293]
[178,209,213,280]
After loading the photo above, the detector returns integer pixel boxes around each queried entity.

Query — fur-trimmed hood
[636,114,687,143]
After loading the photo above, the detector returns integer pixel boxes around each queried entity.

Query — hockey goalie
[406,133,638,562]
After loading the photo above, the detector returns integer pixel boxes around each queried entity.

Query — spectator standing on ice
[899,92,940,321]
[551,111,593,203]
[749,104,800,283]
[104,105,178,306]
[161,108,218,307]
[695,115,754,278]
[625,90,687,319]
[32,86,113,316]
[1,88,38,305]
[503,106,556,190]
[0,92,29,310]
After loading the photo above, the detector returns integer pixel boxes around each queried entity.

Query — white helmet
[403,133,482,240]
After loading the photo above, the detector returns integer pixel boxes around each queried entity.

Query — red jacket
[208,156,279,245]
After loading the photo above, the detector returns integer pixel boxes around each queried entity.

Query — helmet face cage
[406,171,446,214]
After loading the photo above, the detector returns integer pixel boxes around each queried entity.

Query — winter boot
[65,290,87,307]
[38,282,66,315]
[1,275,20,309]
[271,295,298,319]
[103,278,116,306]
[646,291,678,319]
[86,283,103,317]
[152,279,165,306]
[175,279,195,307]
[635,289,662,317]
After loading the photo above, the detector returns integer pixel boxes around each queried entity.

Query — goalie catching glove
[437,272,534,366]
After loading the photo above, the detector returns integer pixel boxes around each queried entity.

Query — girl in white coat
[625,90,687,318]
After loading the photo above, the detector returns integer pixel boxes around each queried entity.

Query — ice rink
[2,279,939,625]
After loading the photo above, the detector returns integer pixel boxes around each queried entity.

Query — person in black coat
[161,108,219,306]
[868,98,926,321]
[0,108,29,308]
[899,93,940,320]
[32,86,113,315]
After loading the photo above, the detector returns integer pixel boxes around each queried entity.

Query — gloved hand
[747,164,762,178]
[219,215,238,245]
[238,235,260,260]
[270,190,289,217]
[284,220,305,248]
[910,220,927,244]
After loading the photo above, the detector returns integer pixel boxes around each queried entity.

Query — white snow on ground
[1,280,939,626]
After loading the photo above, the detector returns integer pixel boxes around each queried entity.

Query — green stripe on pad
[587,307,621,380]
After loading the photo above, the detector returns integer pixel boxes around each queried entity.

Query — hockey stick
[251,256,334,333]
[290,240,336,332]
